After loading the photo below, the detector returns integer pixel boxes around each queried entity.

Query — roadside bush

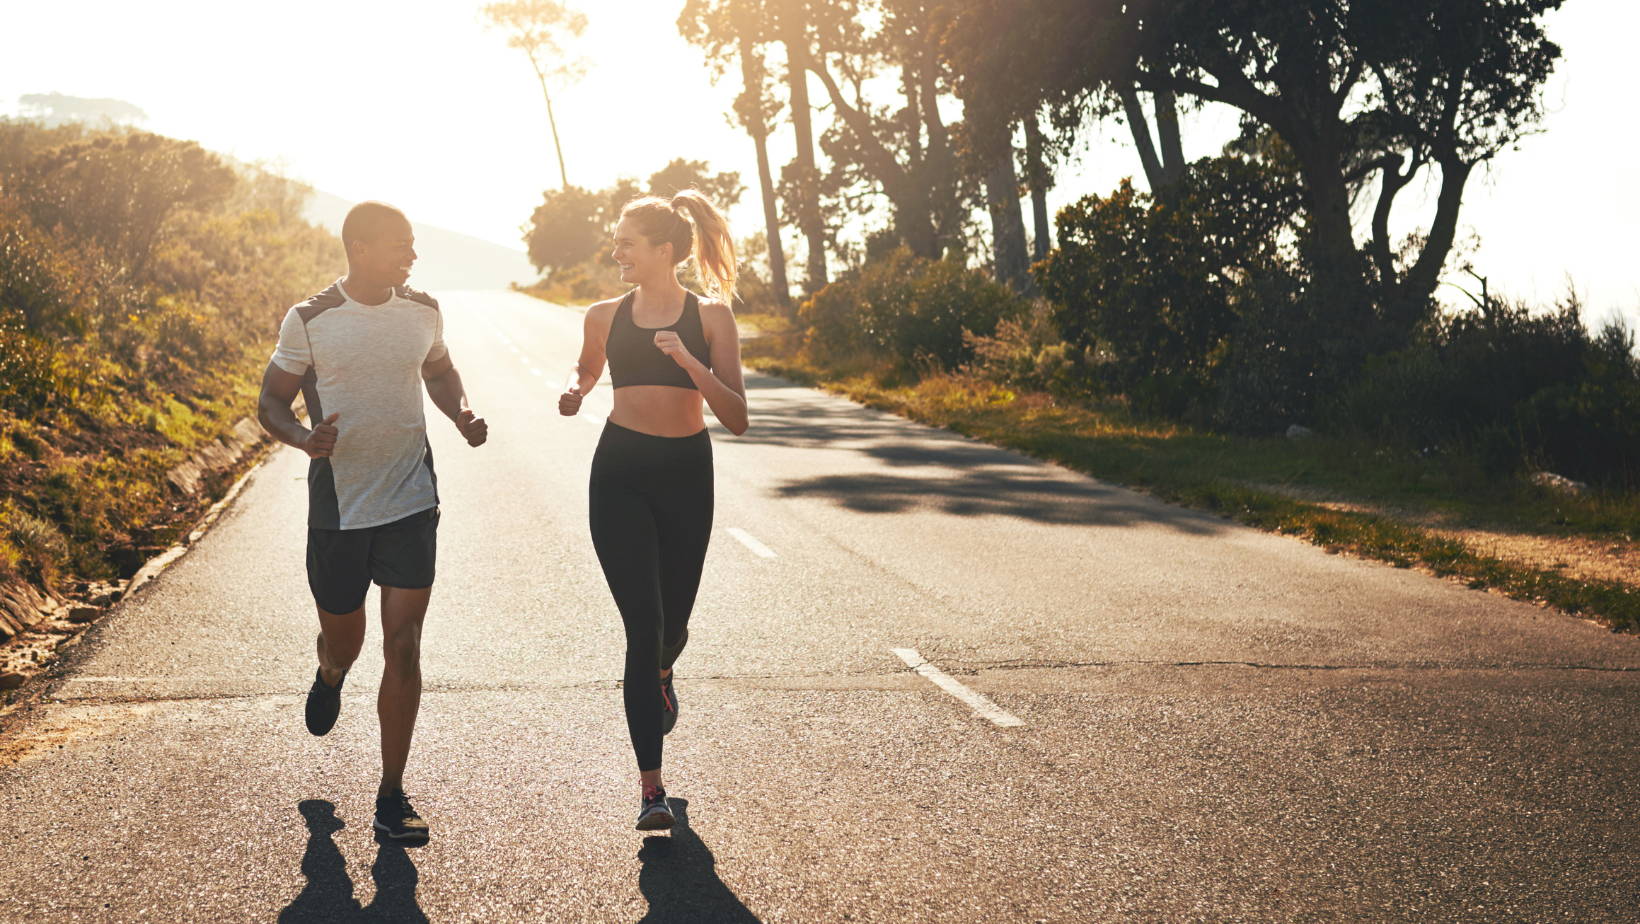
[1035,153,1304,419]
[799,247,1027,373]
[0,119,338,591]
[963,301,1088,395]
[1335,292,1640,485]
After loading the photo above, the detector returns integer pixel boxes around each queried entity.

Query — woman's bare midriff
[609,385,708,437]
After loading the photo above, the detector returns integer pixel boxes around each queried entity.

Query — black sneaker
[636,787,675,831]
[660,672,679,736]
[304,667,345,736]
[373,789,430,842]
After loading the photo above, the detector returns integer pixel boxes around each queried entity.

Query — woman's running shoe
[636,786,675,831]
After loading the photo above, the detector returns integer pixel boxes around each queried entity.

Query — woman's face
[611,216,672,285]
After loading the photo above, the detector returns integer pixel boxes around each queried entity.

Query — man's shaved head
[341,201,410,250]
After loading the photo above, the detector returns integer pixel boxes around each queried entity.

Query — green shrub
[1334,292,1640,485]
[799,247,1028,373]
[963,301,1088,395]
[1035,154,1303,419]
[0,119,338,588]
[0,501,68,582]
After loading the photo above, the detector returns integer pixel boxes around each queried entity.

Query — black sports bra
[606,290,712,389]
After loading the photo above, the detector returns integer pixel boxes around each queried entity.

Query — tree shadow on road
[278,799,428,923]
[636,798,761,923]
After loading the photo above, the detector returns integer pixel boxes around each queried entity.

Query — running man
[558,189,748,830]
[257,201,488,843]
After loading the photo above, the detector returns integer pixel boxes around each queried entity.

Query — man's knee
[319,609,366,668]
[382,626,422,675]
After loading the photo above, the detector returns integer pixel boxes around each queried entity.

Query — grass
[0,349,267,586]
[740,329,1640,633]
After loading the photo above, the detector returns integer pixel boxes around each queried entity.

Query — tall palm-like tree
[483,0,588,191]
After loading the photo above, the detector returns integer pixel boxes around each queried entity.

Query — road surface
[1,290,1636,922]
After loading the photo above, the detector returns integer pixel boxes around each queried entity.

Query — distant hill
[304,189,538,292]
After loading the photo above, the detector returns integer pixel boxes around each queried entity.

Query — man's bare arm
[423,354,487,447]
[258,361,337,456]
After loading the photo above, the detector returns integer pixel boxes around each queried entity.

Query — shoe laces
[381,790,416,814]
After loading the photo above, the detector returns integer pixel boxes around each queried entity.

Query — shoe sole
[372,818,430,841]
[635,811,675,831]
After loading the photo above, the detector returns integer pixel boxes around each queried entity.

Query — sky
[3,1,1636,327]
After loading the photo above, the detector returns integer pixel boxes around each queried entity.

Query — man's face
[351,218,416,286]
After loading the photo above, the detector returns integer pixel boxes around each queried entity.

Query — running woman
[258,201,488,843]
[557,190,749,830]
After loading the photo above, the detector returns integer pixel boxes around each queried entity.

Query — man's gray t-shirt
[271,280,447,530]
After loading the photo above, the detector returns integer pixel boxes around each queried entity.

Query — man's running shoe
[636,786,675,831]
[304,667,345,736]
[373,789,430,842]
[660,672,679,736]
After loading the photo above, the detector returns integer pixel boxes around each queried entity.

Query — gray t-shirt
[271,280,447,530]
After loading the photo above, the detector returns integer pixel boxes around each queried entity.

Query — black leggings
[589,421,713,772]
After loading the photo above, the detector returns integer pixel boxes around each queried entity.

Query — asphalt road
[2,290,1637,923]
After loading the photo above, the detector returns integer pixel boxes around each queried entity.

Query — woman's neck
[634,274,686,306]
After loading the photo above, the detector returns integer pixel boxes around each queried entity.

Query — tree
[483,0,588,191]
[966,113,1031,291]
[803,0,971,261]
[648,158,744,207]
[735,32,792,306]
[7,131,235,281]
[678,0,793,305]
[1022,114,1051,260]
[777,2,831,290]
[955,0,1565,350]
[524,185,606,273]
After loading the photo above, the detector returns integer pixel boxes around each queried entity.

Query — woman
[558,190,749,831]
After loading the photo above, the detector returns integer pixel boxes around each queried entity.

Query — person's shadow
[278,799,428,923]
[636,798,761,923]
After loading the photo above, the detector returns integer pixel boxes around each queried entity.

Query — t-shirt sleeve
[270,307,311,375]
[425,309,448,364]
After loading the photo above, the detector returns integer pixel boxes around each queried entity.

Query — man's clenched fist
[457,407,488,447]
[303,412,340,458]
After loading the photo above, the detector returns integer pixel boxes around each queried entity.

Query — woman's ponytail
[669,189,736,306]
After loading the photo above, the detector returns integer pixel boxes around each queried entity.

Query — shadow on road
[636,798,760,923]
[740,383,1230,536]
[278,799,428,923]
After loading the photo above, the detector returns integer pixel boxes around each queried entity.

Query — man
[258,201,487,842]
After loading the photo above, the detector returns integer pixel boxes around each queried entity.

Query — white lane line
[890,648,1025,728]
[726,527,777,559]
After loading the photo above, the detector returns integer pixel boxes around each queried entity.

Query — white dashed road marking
[727,527,777,559]
[890,648,1025,728]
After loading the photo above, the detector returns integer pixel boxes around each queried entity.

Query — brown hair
[621,189,737,304]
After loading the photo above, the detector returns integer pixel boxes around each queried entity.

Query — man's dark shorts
[306,507,439,614]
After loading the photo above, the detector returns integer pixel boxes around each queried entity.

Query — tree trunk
[529,55,570,190]
[1153,88,1186,189]
[1392,157,1473,335]
[1024,114,1051,260]
[740,35,789,308]
[782,20,828,292]
[1119,83,1169,201]
[980,120,1030,292]
[1291,133,1375,340]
